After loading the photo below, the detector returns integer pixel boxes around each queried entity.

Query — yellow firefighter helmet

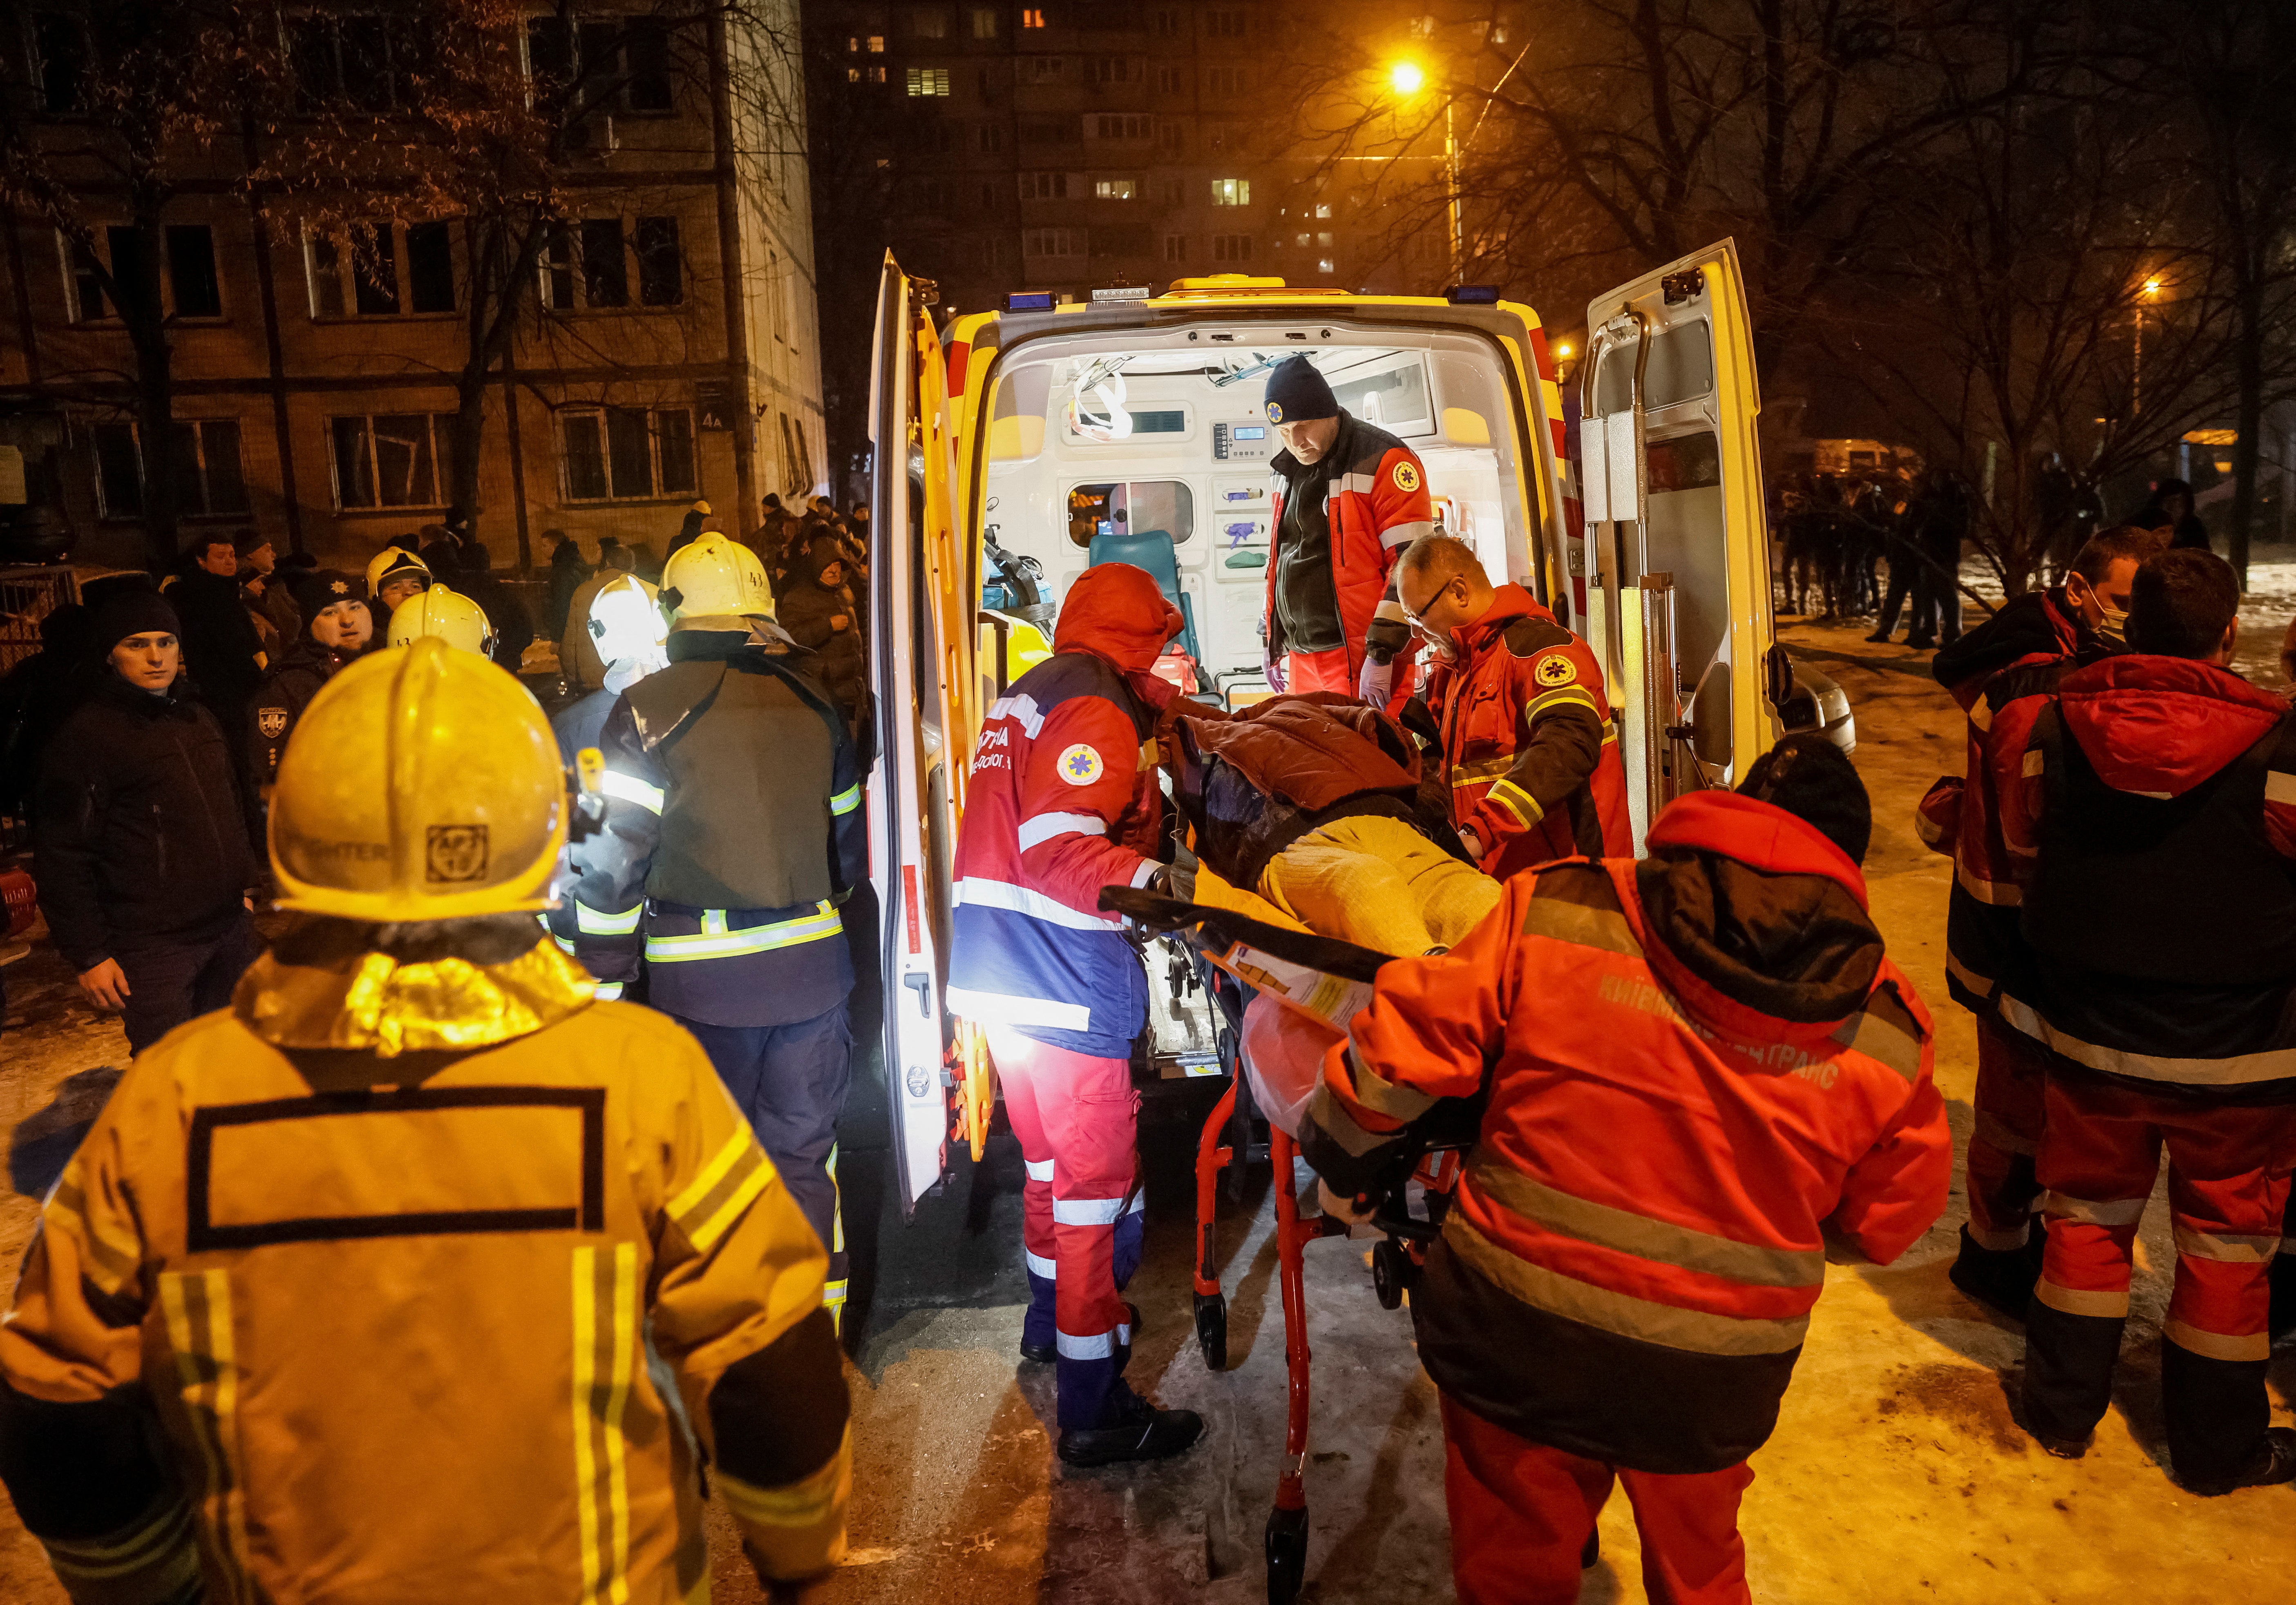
[662,532,773,628]
[364,544,431,599]
[585,572,668,671]
[269,637,565,921]
[386,583,496,657]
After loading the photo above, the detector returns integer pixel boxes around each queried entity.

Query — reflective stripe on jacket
[1299,791,1949,1473]
[1264,412,1435,674]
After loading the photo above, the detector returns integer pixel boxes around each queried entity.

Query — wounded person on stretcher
[1162,692,1499,956]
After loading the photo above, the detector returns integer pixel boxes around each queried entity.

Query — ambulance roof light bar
[1446,284,1502,304]
[1005,291,1056,311]
[1090,284,1151,303]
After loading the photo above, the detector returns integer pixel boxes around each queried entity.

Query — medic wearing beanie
[1260,354,1435,709]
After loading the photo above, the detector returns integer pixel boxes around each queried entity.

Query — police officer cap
[287,568,367,623]
[1262,354,1337,426]
[1736,734,1871,866]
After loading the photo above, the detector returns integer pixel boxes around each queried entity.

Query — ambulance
[864,240,1853,1213]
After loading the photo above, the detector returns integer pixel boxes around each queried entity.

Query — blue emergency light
[1445,284,1502,304]
[1005,291,1056,311]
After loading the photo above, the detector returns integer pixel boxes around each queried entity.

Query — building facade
[0,4,827,576]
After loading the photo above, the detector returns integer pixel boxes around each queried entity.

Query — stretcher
[1101,876,1473,1605]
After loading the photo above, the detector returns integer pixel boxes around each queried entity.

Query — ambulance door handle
[903,972,933,1017]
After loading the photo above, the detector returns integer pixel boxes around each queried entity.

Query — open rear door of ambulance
[1576,239,1786,848]
[867,255,969,1218]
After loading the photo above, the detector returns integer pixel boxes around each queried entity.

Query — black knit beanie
[1736,734,1872,866]
[1262,354,1338,425]
[93,586,180,651]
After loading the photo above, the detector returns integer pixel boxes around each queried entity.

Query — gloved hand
[1457,820,1487,864]
[1263,647,1287,694]
[1357,651,1395,707]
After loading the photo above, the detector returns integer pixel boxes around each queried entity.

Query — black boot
[1057,1397,1206,1467]
[2270,1253,2296,1342]
[2182,1426,2296,1497]
[1948,1223,2044,1321]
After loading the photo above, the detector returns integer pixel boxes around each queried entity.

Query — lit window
[1316,232,1332,247]
[906,66,951,96]
[846,66,860,81]
[1317,257,1334,274]
[1295,232,1309,246]
[1314,203,1330,219]
[867,35,885,51]
[1210,178,1249,206]
[1095,178,1137,199]
[1022,7,1047,25]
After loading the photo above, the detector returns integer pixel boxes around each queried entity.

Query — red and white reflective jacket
[948,564,1182,1059]
[1300,791,1949,1473]
[1264,413,1435,676]
[1420,584,1632,877]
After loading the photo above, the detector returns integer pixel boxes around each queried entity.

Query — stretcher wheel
[1264,1502,1309,1605]
[1370,1238,1411,1310]
[1194,1290,1228,1371]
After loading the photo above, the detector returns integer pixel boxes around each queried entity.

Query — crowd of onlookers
[0,490,874,1051]
[1771,463,2215,652]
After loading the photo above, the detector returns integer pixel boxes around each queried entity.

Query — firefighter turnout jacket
[567,630,865,1021]
[1916,588,2118,1011]
[1265,411,1436,675]
[1300,792,1950,1473]
[1420,583,1632,876]
[2000,653,2296,1098]
[0,926,849,1603]
[949,563,1183,1059]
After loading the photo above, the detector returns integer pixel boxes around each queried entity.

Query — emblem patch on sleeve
[1057,744,1105,785]
[1533,652,1576,688]
[1392,461,1422,494]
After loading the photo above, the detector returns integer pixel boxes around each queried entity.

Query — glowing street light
[1388,60,1426,95]
[2143,275,2163,296]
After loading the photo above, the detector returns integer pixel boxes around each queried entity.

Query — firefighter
[1914,524,2162,1318]
[946,562,1204,1466]
[0,638,851,1603]
[1999,549,2296,1493]
[385,583,496,657]
[363,544,431,642]
[1300,736,1950,1605]
[566,532,864,1333]
[1393,532,1632,877]
[551,571,669,761]
[1261,353,1435,707]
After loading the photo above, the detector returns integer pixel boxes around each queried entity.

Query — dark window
[290,17,340,112]
[541,228,576,311]
[331,416,375,506]
[635,217,681,306]
[165,226,221,317]
[169,420,247,517]
[331,414,451,508]
[69,241,105,320]
[580,218,628,307]
[655,409,695,494]
[526,16,575,88]
[350,224,398,315]
[309,233,346,316]
[605,407,652,498]
[105,226,156,319]
[339,16,398,112]
[562,413,608,500]
[32,13,87,112]
[405,222,455,313]
[624,26,673,111]
[92,424,143,518]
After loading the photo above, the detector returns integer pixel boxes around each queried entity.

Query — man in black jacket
[35,590,259,1054]
[167,531,267,735]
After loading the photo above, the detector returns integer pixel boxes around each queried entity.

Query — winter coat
[774,547,865,722]
[1420,584,1632,876]
[947,563,1184,1058]
[547,543,592,638]
[454,563,534,673]
[34,672,258,972]
[1167,692,1455,890]
[167,568,266,715]
[1301,790,1948,1473]
[1265,411,1435,671]
[246,638,357,791]
[2000,654,2296,1100]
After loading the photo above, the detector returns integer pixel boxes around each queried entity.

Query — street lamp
[2134,274,2162,416]
[1383,59,1460,284]
[1387,61,1425,95]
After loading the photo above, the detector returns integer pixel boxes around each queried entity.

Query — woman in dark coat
[775,541,866,731]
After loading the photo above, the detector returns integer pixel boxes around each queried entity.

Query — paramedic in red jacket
[1913,524,2160,1318]
[1260,354,1435,709]
[1301,737,1950,1605]
[946,562,1204,1468]
[1395,532,1633,877]
[1999,549,2296,1495]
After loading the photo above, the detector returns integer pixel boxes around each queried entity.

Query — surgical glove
[1263,648,1287,694]
[1357,652,1395,707]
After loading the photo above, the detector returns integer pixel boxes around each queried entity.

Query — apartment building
[0,4,827,574]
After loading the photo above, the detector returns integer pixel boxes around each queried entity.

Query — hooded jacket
[34,673,258,972]
[1916,587,2119,1012]
[1167,692,1459,890]
[1420,583,1631,876]
[774,545,866,722]
[1300,791,1949,1473]
[2000,654,2296,1100]
[948,563,1183,1058]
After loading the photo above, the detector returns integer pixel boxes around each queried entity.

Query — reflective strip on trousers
[1055,1318,1135,1360]
[572,1242,638,1605]
[1026,1250,1059,1280]
[576,900,643,935]
[1024,1158,1055,1183]
[831,782,861,816]
[1051,1196,1127,1226]
[646,903,842,962]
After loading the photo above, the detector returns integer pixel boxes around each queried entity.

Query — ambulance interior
[976,329,1544,707]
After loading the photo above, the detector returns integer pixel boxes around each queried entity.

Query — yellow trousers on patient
[1256,815,1502,957]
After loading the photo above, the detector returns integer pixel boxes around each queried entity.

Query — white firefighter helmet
[585,572,668,675]
[661,532,773,629]
[270,637,564,921]
[386,583,496,657]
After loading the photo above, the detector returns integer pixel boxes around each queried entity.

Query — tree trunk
[2229,276,2265,591]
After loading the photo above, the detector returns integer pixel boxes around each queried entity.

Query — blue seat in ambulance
[1087,527,1200,663]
